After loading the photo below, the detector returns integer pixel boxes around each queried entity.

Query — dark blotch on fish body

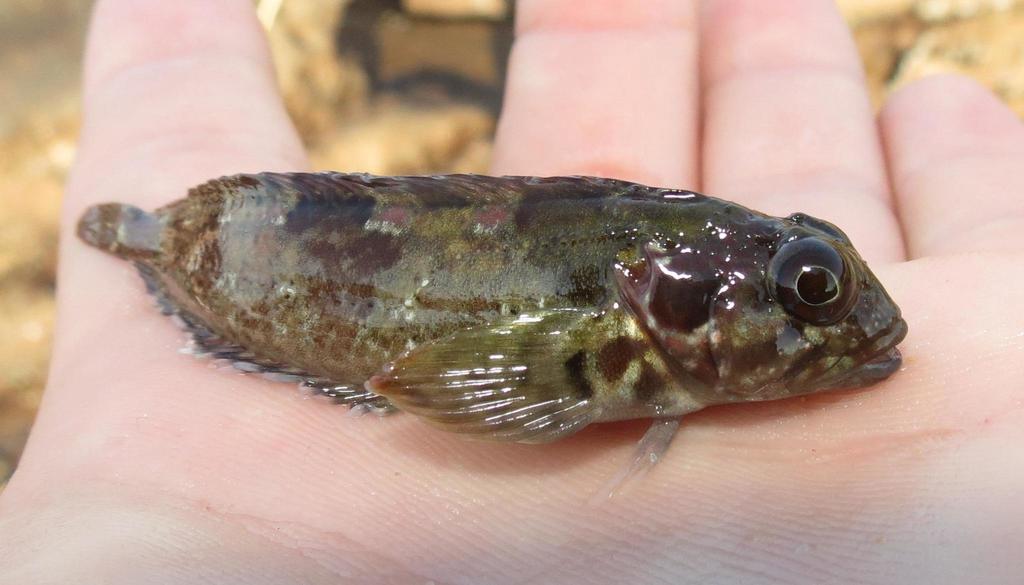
[635,363,667,403]
[597,336,646,383]
[564,350,594,400]
[284,193,376,234]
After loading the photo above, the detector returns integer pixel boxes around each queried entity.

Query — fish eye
[769,238,857,325]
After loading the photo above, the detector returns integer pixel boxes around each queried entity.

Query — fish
[77,172,907,445]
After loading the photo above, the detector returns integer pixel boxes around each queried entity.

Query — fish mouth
[821,346,902,390]
[854,346,903,381]
[825,318,908,389]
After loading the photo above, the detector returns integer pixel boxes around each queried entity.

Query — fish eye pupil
[796,266,839,305]
[768,237,857,326]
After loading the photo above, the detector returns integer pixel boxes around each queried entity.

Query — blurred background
[1,0,1022,486]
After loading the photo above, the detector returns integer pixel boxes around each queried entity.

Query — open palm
[3,1,1023,583]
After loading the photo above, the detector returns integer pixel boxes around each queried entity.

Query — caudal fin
[77,203,162,261]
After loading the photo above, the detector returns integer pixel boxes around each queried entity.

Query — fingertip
[882,73,1022,145]
[882,73,1024,256]
[881,73,1024,186]
[69,0,305,217]
[884,73,995,109]
[516,0,695,33]
[85,0,273,93]
[492,29,698,185]
[700,0,862,86]
[493,1,700,186]
[699,0,901,263]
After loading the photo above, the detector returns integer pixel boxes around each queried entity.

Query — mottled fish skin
[77,173,907,443]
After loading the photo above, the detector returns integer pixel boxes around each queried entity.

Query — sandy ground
[0,0,1022,483]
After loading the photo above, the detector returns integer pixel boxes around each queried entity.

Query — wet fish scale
[77,173,907,443]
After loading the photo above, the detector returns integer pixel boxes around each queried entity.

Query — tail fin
[77,203,162,261]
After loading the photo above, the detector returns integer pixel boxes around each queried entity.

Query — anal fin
[300,381,394,413]
[133,262,393,413]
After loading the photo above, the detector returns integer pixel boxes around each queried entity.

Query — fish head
[615,210,907,404]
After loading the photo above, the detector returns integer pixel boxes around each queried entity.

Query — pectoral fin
[369,310,600,443]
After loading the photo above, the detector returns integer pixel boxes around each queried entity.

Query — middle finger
[700,0,904,263]
[491,0,699,187]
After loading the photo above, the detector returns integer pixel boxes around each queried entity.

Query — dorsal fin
[177,172,665,210]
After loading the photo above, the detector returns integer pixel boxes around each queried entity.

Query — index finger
[67,0,306,220]
[14,0,307,492]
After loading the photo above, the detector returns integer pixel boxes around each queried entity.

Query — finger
[66,0,306,221]
[881,74,1024,257]
[491,0,700,187]
[700,0,904,264]
[17,0,306,484]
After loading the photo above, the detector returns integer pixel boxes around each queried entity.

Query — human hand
[3,0,1023,583]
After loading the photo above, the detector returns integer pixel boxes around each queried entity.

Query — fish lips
[852,346,903,383]
[827,318,909,389]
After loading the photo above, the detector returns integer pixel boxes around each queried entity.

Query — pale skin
[2,0,1023,582]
